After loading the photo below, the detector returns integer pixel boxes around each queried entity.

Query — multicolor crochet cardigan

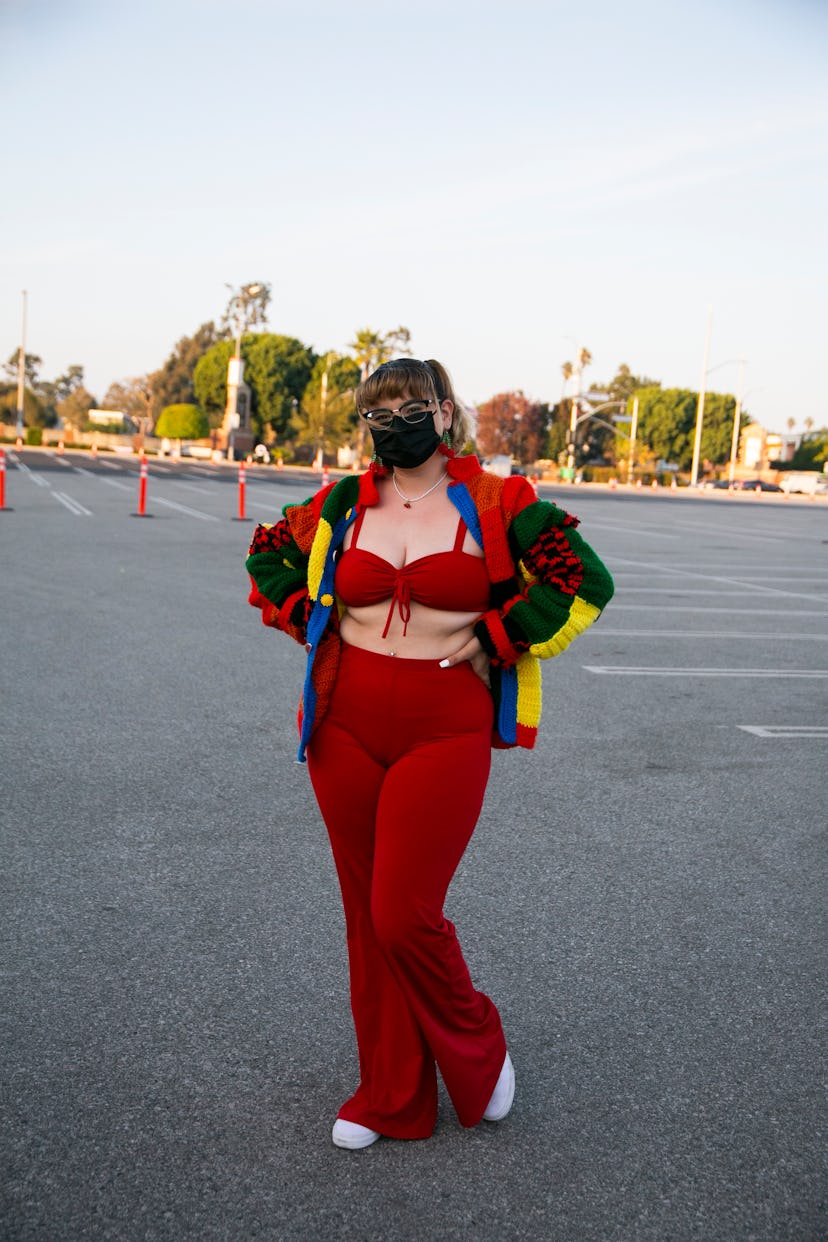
[246,451,614,762]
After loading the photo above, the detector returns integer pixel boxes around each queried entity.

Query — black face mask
[369,417,441,469]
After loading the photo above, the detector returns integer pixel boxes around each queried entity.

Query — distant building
[87,408,138,432]
[741,425,800,471]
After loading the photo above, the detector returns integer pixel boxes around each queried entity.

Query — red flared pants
[306,644,507,1139]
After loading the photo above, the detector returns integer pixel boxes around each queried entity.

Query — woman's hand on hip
[439,636,491,687]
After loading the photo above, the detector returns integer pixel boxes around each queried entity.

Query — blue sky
[2,0,827,432]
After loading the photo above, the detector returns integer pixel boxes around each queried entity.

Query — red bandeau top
[335,506,491,637]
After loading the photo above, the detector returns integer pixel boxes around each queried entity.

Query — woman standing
[246,358,613,1148]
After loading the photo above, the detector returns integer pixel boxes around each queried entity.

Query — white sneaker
[483,1052,515,1122]
[332,1118,381,1149]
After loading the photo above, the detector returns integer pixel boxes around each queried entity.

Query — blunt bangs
[355,359,438,412]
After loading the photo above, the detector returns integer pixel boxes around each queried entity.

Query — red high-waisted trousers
[306,643,507,1139]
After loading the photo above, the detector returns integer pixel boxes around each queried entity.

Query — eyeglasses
[358,399,435,430]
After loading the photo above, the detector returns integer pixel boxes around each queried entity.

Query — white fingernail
[438,659,451,668]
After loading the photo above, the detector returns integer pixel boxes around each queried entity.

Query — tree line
[3,289,825,472]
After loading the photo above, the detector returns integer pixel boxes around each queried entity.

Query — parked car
[707,478,781,492]
[737,479,782,492]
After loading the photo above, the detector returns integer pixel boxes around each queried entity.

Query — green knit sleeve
[473,500,614,665]
[246,511,312,644]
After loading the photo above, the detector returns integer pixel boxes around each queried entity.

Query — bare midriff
[340,606,480,659]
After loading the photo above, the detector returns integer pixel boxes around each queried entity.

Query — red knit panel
[248,578,268,611]
[309,632,340,734]
[478,507,515,583]
[515,723,537,749]
[502,475,536,524]
[467,472,519,583]
[481,608,521,665]
[276,588,308,635]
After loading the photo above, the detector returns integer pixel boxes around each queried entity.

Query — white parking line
[597,519,785,546]
[589,629,828,641]
[52,491,92,516]
[245,498,287,513]
[576,521,679,540]
[151,496,218,521]
[611,586,813,593]
[98,477,133,492]
[611,558,828,604]
[610,605,828,616]
[657,519,788,545]
[15,461,50,487]
[583,666,828,678]
[737,725,828,739]
[174,482,219,495]
[611,575,826,586]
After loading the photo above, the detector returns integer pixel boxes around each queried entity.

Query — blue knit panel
[447,482,483,550]
[497,664,518,744]
[297,506,356,763]
[305,601,329,649]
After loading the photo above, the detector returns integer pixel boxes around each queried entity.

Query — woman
[246,358,614,1149]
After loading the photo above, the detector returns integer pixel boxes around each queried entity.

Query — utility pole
[565,346,589,481]
[728,358,746,486]
[16,290,27,442]
[690,308,713,488]
[627,396,639,486]
[317,357,329,470]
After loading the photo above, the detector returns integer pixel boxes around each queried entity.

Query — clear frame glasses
[358,399,435,430]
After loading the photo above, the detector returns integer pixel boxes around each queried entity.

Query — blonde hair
[355,357,476,452]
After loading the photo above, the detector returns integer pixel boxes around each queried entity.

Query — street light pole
[16,290,27,443]
[690,308,713,488]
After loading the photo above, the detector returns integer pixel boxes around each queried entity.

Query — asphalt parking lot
[1,449,826,1241]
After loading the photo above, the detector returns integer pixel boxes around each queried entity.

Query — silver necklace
[391,470,448,508]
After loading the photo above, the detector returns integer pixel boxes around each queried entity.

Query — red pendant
[403,502,411,508]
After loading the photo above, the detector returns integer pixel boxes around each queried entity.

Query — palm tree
[348,325,412,460]
[348,326,412,380]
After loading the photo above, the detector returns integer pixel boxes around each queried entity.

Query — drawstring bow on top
[381,575,412,638]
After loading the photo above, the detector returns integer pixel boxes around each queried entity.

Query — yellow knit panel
[307,518,333,601]
[529,596,600,658]
[515,653,542,728]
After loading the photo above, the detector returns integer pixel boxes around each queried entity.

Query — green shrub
[582,465,620,484]
[25,427,43,446]
[154,403,209,440]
